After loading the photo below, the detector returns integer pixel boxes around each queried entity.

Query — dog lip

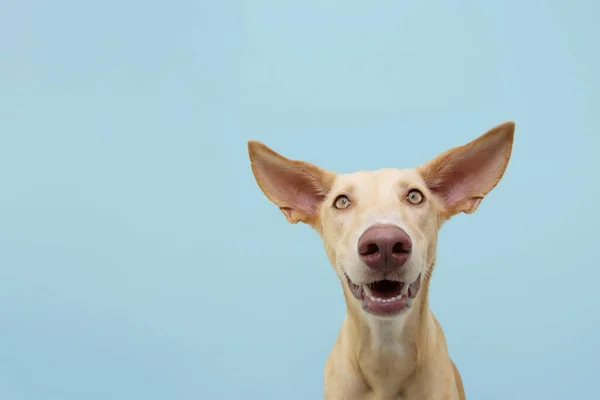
[345,275,363,300]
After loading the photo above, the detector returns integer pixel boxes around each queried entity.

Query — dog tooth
[400,283,409,295]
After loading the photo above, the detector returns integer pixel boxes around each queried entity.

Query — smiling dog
[248,121,515,399]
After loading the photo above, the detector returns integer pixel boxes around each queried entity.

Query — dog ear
[248,141,336,225]
[417,121,515,216]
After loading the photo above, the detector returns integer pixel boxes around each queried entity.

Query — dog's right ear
[248,141,336,226]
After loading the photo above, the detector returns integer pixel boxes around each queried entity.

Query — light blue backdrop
[1,1,598,399]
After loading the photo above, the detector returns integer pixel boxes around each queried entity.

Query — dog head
[248,122,515,318]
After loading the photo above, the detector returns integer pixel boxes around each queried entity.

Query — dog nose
[358,225,412,271]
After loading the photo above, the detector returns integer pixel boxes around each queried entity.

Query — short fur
[248,122,515,400]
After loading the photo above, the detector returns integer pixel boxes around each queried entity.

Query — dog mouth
[345,275,421,317]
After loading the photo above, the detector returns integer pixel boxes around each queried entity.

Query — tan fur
[248,122,515,400]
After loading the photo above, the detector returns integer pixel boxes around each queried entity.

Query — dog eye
[406,189,424,205]
[333,195,351,209]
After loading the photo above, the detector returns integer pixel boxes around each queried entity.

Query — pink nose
[357,225,412,271]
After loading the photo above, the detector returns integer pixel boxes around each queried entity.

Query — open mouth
[345,275,421,317]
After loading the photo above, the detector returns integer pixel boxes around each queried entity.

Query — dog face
[248,122,515,318]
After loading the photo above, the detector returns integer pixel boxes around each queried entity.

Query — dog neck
[341,271,438,380]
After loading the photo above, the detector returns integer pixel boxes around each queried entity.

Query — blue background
[1,1,598,399]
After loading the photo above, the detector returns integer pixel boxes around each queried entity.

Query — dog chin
[344,273,422,318]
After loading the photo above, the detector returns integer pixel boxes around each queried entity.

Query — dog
[247,121,515,399]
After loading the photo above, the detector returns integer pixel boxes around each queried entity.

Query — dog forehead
[332,168,423,193]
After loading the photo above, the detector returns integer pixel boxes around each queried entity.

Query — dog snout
[358,225,412,271]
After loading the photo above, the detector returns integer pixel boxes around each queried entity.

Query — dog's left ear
[418,121,515,216]
[248,141,336,226]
